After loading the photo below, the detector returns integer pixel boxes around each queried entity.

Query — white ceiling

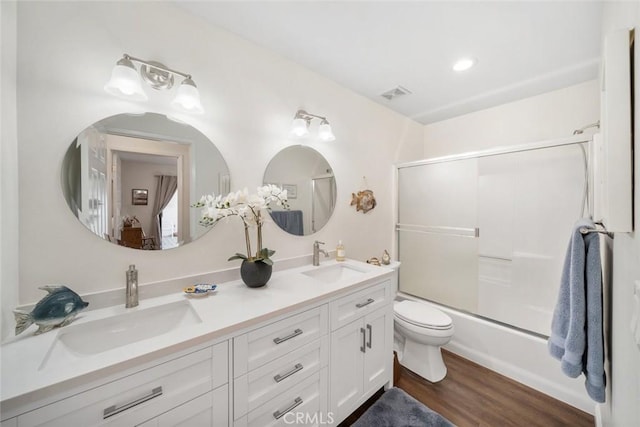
[177,1,603,124]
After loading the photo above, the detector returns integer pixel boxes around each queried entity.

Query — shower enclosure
[396,135,591,336]
[311,174,336,233]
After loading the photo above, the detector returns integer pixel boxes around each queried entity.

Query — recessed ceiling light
[453,57,476,72]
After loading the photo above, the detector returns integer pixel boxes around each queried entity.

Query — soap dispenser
[336,240,346,262]
[126,264,139,308]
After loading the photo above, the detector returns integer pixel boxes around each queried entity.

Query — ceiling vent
[380,86,412,100]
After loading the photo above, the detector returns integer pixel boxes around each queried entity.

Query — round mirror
[263,146,336,235]
[61,113,230,250]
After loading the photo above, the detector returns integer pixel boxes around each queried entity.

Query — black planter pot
[240,259,273,288]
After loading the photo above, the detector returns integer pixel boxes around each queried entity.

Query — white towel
[548,219,606,403]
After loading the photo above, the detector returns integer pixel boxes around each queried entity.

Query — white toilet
[394,299,454,382]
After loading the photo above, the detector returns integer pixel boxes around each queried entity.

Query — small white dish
[183,284,217,297]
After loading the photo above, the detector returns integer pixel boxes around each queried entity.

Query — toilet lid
[394,300,452,329]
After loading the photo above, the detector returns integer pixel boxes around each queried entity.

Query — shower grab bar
[396,223,479,238]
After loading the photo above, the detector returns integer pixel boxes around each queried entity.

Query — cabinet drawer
[330,280,391,331]
[18,347,217,427]
[234,306,328,377]
[137,384,228,427]
[234,368,328,427]
[234,335,328,418]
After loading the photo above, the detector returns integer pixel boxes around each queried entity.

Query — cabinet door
[363,306,392,395]
[137,384,228,427]
[329,319,364,423]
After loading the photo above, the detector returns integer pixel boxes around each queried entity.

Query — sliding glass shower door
[397,141,587,335]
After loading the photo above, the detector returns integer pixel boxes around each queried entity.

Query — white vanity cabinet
[14,341,229,427]
[233,306,329,425]
[1,262,396,427]
[329,280,394,424]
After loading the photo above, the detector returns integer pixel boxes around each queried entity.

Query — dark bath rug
[351,387,455,427]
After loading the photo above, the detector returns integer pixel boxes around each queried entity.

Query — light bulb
[290,118,309,138]
[104,57,147,101]
[318,121,335,142]
[171,78,204,114]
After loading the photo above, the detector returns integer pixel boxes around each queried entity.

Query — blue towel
[548,219,606,403]
[270,210,303,236]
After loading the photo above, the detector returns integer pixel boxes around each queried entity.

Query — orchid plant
[192,185,289,265]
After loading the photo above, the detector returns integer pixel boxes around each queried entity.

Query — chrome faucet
[126,264,139,308]
[313,241,329,266]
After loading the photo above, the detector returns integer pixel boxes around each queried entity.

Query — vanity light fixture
[105,54,204,114]
[289,109,336,142]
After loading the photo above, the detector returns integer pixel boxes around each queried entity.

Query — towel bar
[579,227,613,238]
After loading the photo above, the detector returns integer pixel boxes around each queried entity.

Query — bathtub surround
[548,219,605,403]
[419,82,600,413]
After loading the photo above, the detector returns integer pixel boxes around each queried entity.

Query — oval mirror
[263,146,336,235]
[61,112,230,250]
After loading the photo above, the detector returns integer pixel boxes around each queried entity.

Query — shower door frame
[393,133,594,335]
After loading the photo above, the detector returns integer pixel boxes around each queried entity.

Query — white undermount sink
[42,300,201,364]
[302,263,367,283]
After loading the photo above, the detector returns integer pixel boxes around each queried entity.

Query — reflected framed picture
[132,189,148,205]
[283,184,297,199]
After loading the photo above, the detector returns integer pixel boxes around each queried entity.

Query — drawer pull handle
[356,298,374,308]
[367,323,372,349]
[273,397,303,420]
[273,328,303,345]
[360,327,366,353]
[274,363,304,383]
[103,386,163,419]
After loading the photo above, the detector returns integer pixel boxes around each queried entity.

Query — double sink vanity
[0,259,397,426]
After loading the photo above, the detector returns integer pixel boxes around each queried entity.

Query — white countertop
[0,259,394,412]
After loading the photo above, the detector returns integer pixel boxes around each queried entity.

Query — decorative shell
[351,190,377,213]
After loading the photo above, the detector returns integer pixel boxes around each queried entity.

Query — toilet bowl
[394,299,454,383]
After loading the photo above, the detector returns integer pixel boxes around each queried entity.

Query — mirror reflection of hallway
[110,137,187,250]
[61,113,231,250]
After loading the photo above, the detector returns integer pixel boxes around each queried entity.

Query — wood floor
[342,350,594,426]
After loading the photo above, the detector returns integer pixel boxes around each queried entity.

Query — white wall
[600,3,640,426]
[1,1,19,341]
[11,1,423,306]
[424,79,600,157]
[420,80,600,412]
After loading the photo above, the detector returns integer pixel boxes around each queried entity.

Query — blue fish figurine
[13,285,89,335]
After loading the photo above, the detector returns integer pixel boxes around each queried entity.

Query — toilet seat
[394,300,453,330]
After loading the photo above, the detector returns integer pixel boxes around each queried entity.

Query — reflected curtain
[151,175,178,249]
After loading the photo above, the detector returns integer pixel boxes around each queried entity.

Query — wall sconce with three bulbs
[289,109,336,142]
[104,54,204,114]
